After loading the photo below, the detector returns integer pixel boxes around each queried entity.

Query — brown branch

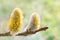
[0,27,48,36]
[0,32,11,36]
[16,27,48,36]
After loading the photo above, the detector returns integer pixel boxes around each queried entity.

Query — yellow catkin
[26,12,40,32]
[8,8,24,35]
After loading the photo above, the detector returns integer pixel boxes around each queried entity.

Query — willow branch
[0,27,48,36]
[0,32,11,36]
[16,27,48,36]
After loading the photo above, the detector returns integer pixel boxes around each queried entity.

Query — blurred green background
[0,0,60,40]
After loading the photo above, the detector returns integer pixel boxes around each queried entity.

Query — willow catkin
[8,8,24,35]
[26,12,40,32]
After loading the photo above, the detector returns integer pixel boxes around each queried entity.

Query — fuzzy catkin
[8,8,24,35]
[26,12,40,32]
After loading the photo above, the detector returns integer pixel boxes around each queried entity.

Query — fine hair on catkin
[8,8,24,35]
[25,12,40,32]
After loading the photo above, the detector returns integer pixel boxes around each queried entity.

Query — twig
[16,27,48,36]
[0,32,11,36]
[0,27,48,36]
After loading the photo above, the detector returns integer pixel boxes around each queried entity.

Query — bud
[8,8,24,35]
[26,12,40,32]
